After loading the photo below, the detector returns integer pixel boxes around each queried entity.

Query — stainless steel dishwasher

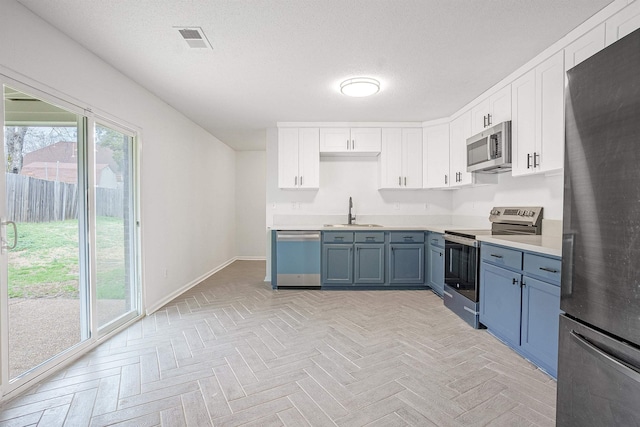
[276,231,321,288]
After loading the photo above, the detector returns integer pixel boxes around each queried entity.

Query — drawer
[323,231,354,243]
[481,244,522,270]
[355,231,385,243]
[390,231,425,243]
[524,253,562,284]
[428,233,445,248]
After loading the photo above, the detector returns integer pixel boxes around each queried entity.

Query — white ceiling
[17,0,613,151]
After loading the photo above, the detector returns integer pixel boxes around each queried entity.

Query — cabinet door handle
[512,278,518,285]
[352,140,355,150]
[539,266,559,273]
[444,174,448,185]
[487,113,492,126]
[533,152,540,168]
[439,252,442,257]
[490,254,503,258]
[346,139,349,150]
[527,153,532,169]
[404,177,407,186]
[399,176,402,186]
[300,176,303,186]
[483,115,487,128]
[294,176,297,186]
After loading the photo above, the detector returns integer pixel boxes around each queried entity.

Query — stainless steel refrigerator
[557,27,640,425]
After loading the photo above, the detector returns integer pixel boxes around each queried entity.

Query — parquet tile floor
[0,260,557,426]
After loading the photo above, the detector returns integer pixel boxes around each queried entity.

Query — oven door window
[445,242,478,302]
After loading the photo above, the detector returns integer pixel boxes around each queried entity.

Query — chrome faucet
[348,196,356,225]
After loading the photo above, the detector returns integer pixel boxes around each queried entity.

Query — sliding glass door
[1,82,140,389]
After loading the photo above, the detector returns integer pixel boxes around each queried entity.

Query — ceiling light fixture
[340,77,380,97]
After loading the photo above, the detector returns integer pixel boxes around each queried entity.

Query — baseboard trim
[145,257,237,315]
[236,256,266,261]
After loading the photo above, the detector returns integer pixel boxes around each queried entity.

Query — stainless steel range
[443,207,543,328]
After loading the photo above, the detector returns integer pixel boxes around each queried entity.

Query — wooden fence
[5,173,123,222]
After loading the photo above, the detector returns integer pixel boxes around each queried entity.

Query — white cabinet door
[320,127,381,154]
[606,0,640,46]
[423,123,450,188]
[379,128,422,189]
[536,50,565,173]
[565,24,606,70]
[320,128,350,152]
[511,51,565,177]
[511,69,537,177]
[402,128,423,189]
[351,128,382,153]
[278,128,300,189]
[449,110,473,187]
[298,128,320,188]
[470,86,511,134]
[379,128,403,188]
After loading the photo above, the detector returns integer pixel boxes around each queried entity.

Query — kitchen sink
[323,224,382,228]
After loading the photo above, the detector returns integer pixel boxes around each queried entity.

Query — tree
[5,126,28,173]
[95,125,126,171]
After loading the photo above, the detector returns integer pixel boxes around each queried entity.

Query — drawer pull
[334,237,344,240]
[366,237,375,241]
[431,239,438,244]
[490,254,503,259]
[403,236,414,240]
[539,266,559,273]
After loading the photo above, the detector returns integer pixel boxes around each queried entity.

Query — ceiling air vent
[175,27,212,49]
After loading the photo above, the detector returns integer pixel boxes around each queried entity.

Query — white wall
[1,0,237,313]
[236,151,266,258]
[452,172,564,221]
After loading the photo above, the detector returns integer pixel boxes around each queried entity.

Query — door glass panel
[4,86,86,379]
[95,124,137,329]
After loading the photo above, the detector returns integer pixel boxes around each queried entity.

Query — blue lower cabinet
[354,244,385,284]
[479,263,522,346]
[428,234,445,296]
[322,244,353,285]
[521,275,561,377]
[480,242,561,378]
[389,243,424,284]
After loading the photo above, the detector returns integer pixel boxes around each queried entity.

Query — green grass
[8,217,130,299]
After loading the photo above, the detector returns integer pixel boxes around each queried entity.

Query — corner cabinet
[511,51,565,176]
[422,123,450,189]
[379,128,423,189]
[479,243,561,378]
[278,127,320,189]
[448,110,473,187]
[319,128,381,155]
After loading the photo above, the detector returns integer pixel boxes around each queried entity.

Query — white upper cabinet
[422,123,450,189]
[565,24,606,71]
[277,128,320,189]
[319,127,381,154]
[379,128,422,189]
[606,0,640,46]
[471,85,512,135]
[449,110,474,187]
[511,51,565,176]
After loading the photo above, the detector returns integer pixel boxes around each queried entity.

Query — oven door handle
[444,234,478,247]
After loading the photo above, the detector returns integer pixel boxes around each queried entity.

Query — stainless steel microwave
[466,121,512,173]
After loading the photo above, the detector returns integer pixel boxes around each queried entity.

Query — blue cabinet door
[479,263,521,346]
[322,244,353,285]
[428,245,444,296]
[354,244,385,285]
[389,243,424,284]
[521,275,561,377]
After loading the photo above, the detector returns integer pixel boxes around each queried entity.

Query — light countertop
[477,234,562,257]
[272,225,562,257]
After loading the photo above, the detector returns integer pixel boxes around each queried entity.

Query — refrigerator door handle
[571,330,640,383]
